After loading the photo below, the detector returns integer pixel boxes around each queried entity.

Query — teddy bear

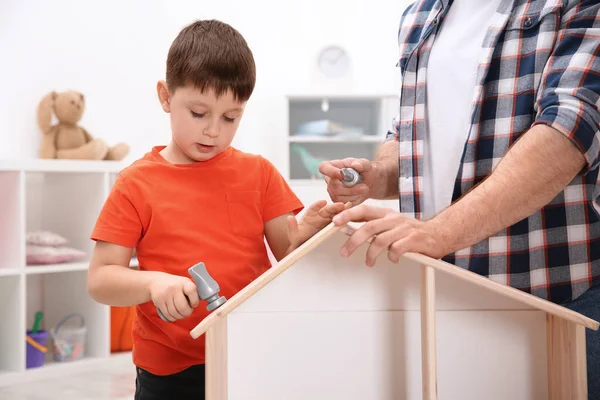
[37,90,130,160]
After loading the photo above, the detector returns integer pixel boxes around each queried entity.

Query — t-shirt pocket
[225,190,264,238]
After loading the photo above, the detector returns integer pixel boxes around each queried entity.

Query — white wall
[0,0,406,171]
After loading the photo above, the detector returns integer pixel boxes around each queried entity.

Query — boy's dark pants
[135,364,205,400]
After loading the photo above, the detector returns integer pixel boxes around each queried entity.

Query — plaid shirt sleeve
[385,3,416,142]
[533,2,600,172]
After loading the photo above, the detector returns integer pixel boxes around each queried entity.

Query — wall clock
[317,45,350,78]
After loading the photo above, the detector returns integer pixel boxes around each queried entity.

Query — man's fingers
[332,204,387,226]
[319,161,343,178]
[320,158,372,177]
[365,229,400,267]
[349,158,373,173]
[327,179,369,194]
[339,217,397,259]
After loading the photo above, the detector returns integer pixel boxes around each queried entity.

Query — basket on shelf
[50,313,87,362]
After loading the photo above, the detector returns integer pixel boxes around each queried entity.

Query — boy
[87,19,347,400]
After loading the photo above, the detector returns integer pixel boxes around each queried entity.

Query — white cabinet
[285,94,398,181]
[0,160,135,386]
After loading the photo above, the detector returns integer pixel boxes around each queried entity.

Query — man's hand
[318,158,380,206]
[287,200,351,252]
[332,204,449,266]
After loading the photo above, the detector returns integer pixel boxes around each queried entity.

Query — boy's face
[157,81,246,163]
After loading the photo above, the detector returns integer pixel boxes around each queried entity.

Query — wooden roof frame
[190,222,598,400]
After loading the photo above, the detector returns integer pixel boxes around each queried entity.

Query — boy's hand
[286,200,351,252]
[149,272,200,322]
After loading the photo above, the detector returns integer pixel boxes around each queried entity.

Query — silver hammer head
[340,167,362,187]
[157,262,227,322]
[188,262,227,311]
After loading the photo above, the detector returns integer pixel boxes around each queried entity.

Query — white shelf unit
[0,159,135,386]
[285,94,398,180]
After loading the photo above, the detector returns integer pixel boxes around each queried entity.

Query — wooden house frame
[190,223,599,400]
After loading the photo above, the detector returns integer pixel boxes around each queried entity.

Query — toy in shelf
[37,90,130,160]
[51,313,86,362]
[295,120,364,138]
[26,231,86,265]
[290,144,325,179]
[25,311,49,369]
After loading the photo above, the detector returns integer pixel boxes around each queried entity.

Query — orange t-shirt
[91,145,304,375]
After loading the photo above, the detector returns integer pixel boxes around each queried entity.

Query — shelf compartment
[289,98,381,138]
[289,142,380,180]
[25,172,107,265]
[25,270,109,367]
[0,172,24,270]
[0,275,25,373]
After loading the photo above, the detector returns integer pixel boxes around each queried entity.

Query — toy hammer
[340,167,362,187]
[157,262,227,322]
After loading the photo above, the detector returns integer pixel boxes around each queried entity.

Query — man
[319,0,600,396]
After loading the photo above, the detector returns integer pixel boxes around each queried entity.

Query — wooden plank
[547,314,588,399]
[189,222,598,339]
[206,318,228,400]
[420,265,437,400]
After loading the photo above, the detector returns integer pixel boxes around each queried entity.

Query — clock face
[317,46,350,78]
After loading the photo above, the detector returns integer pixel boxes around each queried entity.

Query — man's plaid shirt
[386,0,600,304]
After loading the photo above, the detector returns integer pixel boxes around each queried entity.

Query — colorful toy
[290,144,325,179]
[26,311,49,369]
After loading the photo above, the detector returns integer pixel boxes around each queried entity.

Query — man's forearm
[430,124,586,255]
[372,140,399,200]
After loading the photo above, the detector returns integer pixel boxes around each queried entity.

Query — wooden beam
[406,251,599,331]
[206,318,228,400]
[547,314,588,399]
[420,265,437,400]
[190,222,599,339]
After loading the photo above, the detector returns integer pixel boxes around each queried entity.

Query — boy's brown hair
[166,19,256,101]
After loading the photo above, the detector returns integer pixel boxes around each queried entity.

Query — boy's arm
[87,241,200,320]
[87,241,160,306]
[264,201,349,261]
[264,212,295,261]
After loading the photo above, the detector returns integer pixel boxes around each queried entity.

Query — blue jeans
[563,283,600,400]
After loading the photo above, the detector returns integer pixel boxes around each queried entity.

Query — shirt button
[524,17,533,27]
[433,18,439,25]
